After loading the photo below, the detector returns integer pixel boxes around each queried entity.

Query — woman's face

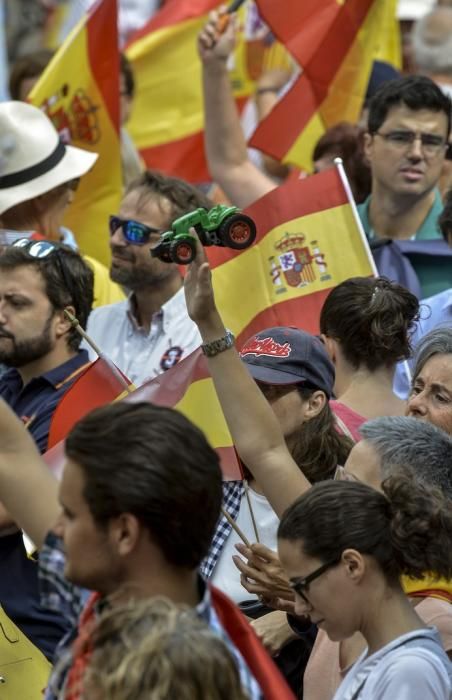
[406,354,452,434]
[278,538,359,641]
[257,383,311,437]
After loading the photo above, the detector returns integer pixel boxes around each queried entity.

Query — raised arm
[198,8,275,208]
[184,239,309,517]
[0,399,59,548]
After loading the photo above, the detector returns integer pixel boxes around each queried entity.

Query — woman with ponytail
[320,277,419,427]
[278,476,452,700]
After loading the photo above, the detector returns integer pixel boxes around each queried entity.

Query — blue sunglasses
[109,215,161,245]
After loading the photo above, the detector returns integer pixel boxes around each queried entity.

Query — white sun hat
[397,0,435,20]
[0,101,98,215]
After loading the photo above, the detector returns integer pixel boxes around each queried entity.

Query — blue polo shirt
[358,190,452,298]
[0,350,90,454]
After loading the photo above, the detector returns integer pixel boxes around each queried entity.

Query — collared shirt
[358,190,449,298]
[0,350,90,453]
[393,289,452,399]
[39,532,262,700]
[85,286,202,386]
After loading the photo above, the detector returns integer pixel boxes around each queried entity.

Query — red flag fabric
[47,357,132,449]
[211,585,296,700]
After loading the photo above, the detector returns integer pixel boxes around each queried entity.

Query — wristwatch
[201,329,235,357]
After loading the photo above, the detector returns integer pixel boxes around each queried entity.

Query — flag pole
[221,506,251,547]
[334,157,378,277]
[64,309,133,394]
[217,0,247,32]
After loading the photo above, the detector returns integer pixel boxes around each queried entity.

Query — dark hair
[278,476,452,583]
[9,48,54,100]
[368,75,452,138]
[438,189,452,242]
[0,244,94,351]
[290,386,353,482]
[312,122,371,203]
[128,170,213,228]
[120,52,135,99]
[319,277,419,371]
[65,402,223,570]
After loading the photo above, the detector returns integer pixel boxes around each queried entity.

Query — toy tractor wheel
[170,239,196,265]
[218,214,257,250]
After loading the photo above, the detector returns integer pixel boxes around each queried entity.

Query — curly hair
[84,598,249,700]
[320,277,420,371]
[278,475,452,584]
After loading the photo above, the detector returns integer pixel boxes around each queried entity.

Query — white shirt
[85,286,201,385]
[211,488,279,604]
[333,627,452,700]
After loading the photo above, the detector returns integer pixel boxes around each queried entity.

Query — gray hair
[412,9,452,75]
[412,326,452,381]
[360,416,452,498]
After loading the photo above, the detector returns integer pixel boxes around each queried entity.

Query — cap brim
[243,362,308,385]
[0,144,98,215]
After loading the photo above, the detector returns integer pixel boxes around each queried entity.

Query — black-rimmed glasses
[289,557,340,604]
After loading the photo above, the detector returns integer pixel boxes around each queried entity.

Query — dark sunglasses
[289,556,340,604]
[12,238,75,305]
[109,215,162,245]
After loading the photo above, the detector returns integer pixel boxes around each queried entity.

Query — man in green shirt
[358,75,451,297]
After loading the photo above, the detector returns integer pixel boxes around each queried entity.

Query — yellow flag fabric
[29,0,121,265]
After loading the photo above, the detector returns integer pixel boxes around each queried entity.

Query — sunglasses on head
[12,238,75,304]
[109,215,162,245]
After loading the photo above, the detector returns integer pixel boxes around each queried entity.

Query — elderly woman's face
[406,353,452,434]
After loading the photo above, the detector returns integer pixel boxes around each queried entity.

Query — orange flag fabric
[29,0,122,265]
[207,164,376,348]
[47,357,132,449]
[122,347,242,480]
[250,0,398,171]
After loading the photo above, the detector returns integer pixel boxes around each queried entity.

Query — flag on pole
[123,348,242,480]
[29,0,121,266]
[207,164,376,348]
[250,0,399,171]
[47,356,133,449]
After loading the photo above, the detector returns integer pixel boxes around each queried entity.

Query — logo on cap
[240,336,292,358]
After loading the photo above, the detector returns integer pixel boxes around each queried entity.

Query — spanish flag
[123,348,242,480]
[47,356,133,449]
[208,164,376,348]
[250,0,400,171]
[29,0,121,266]
[125,0,288,183]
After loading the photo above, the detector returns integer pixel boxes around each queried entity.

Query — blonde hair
[84,598,249,700]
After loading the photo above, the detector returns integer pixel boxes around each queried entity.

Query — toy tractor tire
[169,239,196,265]
[218,213,257,250]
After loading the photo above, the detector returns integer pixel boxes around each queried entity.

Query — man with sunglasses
[86,170,212,385]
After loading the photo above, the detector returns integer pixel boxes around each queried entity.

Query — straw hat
[0,101,98,215]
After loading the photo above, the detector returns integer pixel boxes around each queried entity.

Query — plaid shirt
[39,530,262,700]
[200,480,244,580]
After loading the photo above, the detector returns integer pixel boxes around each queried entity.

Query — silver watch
[201,330,235,357]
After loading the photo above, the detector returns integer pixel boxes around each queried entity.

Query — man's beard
[0,313,55,367]
[110,247,176,290]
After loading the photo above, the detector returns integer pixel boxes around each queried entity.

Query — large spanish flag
[29,0,121,265]
[125,0,290,183]
[250,0,400,171]
[123,348,242,480]
[208,164,376,348]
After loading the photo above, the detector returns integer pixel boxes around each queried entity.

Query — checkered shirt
[200,480,244,580]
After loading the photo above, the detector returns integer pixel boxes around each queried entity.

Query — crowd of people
[1,0,452,699]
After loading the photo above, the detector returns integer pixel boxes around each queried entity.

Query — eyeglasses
[109,215,162,245]
[289,557,340,605]
[374,130,448,157]
[12,238,74,305]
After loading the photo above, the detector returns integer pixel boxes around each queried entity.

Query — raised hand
[197,7,238,64]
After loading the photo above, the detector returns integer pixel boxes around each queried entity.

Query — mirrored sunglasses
[109,215,161,245]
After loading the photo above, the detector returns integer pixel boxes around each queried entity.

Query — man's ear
[110,512,141,557]
[363,132,373,164]
[54,305,76,340]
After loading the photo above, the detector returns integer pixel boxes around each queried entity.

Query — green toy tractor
[151,205,257,265]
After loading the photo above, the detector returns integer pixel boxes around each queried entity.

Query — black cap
[239,327,335,398]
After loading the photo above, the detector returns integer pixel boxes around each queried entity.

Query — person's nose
[294,593,312,618]
[406,135,423,161]
[110,225,127,248]
[53,511,64,538]
[407,389,428,417]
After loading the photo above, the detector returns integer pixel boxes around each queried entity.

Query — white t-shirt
[211,488,279,604]
[332,627,452,700]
